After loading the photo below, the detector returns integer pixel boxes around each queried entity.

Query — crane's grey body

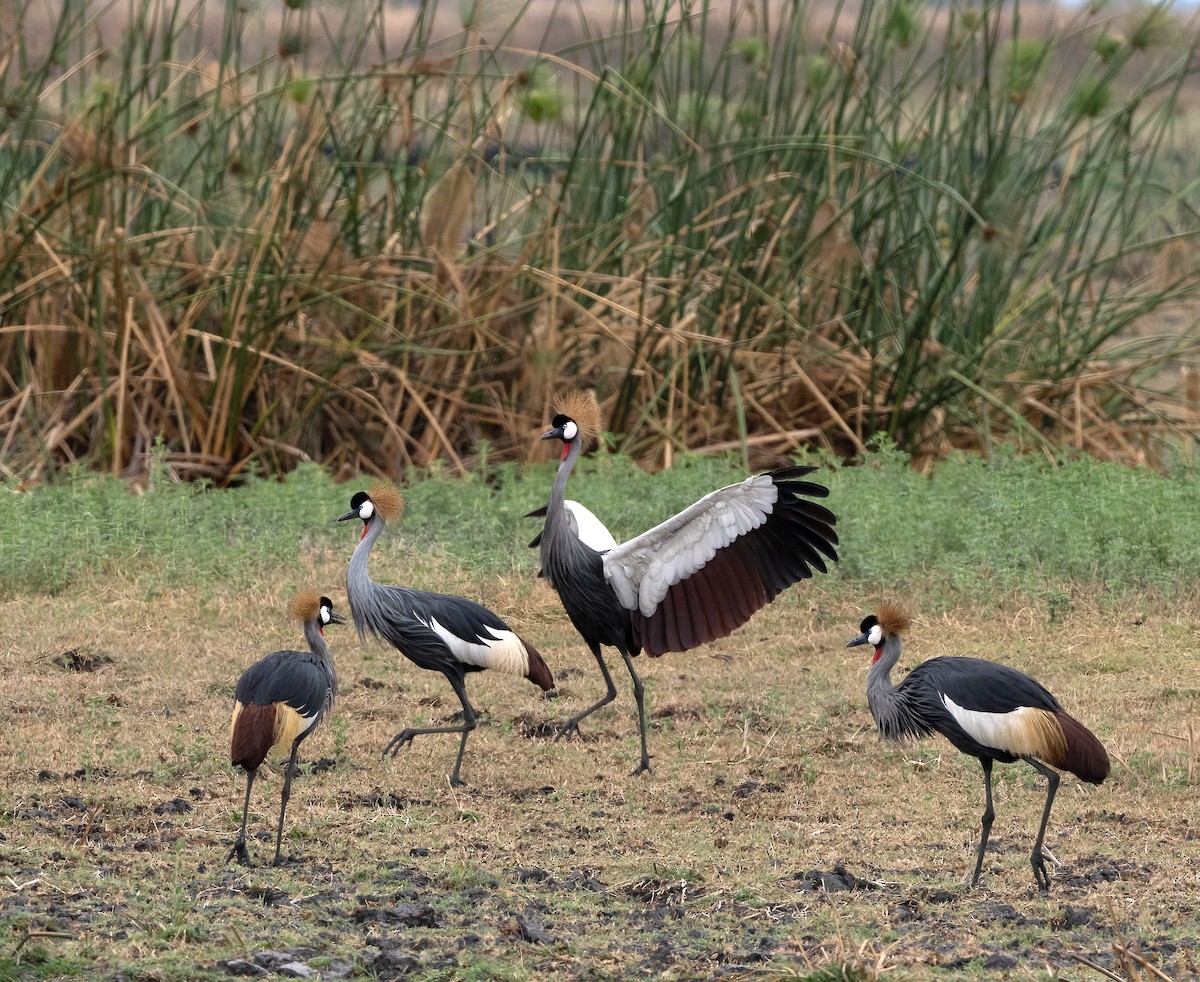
[341,490,552,786]
[233,619,338,731]
[229,595,342,867]
[538,417,838,774]
[851,609,1110,892]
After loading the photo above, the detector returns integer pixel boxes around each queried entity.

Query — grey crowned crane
[229,590,343,866]
[848,603,1111,892]
[536,390,839,775]
[339,481,554,787]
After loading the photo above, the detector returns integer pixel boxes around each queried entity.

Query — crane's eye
[359,499,375,520]
[562,419,578,441]
[868,623,883,646]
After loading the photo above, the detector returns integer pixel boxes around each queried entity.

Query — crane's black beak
[336,510,357,522]
[846,632,870,648]
[328,611,347,625]
[540,425,563,442]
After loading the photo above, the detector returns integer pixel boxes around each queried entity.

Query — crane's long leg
[1023,756,1060,894]
[620,649,652,777]
[969,758,996,888]
[554,642,618,741]
[228,768,257,865]
[382,672,477,788]
[271,742,302,866]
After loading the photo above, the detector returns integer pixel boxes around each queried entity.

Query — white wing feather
[602,474,780,616]
[426,617,528,676]
[563,500,617,552]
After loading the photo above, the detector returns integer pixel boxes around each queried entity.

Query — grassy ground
[1,532,1198,979]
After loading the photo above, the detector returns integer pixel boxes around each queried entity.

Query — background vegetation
[1,0,1199,486]
[3,3,1200,973]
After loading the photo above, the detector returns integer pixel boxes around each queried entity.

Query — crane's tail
[231,702,278,771]
[1049,710,1111,785]
[520,637,555,691]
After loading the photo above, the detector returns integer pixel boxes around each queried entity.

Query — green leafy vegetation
[6,449,1200,606]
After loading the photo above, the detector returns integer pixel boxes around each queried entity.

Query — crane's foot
[227,839,249,865]
[630,756,653,777]
[382,730,418,758]
[553,719,584,742]
[1031,852,1051,893]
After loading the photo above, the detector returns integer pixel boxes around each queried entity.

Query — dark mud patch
[53,648,114,672]
[791,863,882,893]
[511,713,563,739]
[335,788,430,810]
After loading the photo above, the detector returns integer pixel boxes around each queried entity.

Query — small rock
[154,798,192,816]
[1056,905,1094,928]
[219,959,268,978]
[507,912,552,945]
[277,963,316,979]
[371,950,418,978]
[354,903,439,928]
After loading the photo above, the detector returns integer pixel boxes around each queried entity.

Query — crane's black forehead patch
[859,614,879,632]
[550,413,571,427]
[319,596,335,610]
[349,490,370,509]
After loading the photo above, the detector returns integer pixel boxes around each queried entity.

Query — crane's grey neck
[866,634,920,742]
[546,439,582,526]
[346,514,386,643]
[302,615,338,706]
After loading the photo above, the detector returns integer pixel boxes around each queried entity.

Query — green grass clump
[6,448,1200,607]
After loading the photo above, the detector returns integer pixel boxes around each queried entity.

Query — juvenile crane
[228,590,343,867]
[537,390,838,774]
[847,603,1111,892]
[339,481,553,786]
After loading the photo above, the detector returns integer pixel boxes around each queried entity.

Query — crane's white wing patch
[427,617,529,677]
[564,500,617,552]
[942,696,1064,758]
[603,474,778,616]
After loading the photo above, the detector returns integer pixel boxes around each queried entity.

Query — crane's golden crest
[289,589,323,622]
[876,602,911,637]
[552,389,603,447]
[368,479,406,522]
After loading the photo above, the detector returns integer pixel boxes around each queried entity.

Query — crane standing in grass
[339,481,553,787]
[535,390,839,775]
[847,602,1111,892]
[229,591,343,867]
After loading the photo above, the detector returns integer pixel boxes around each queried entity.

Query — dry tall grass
[2,0,1198,485]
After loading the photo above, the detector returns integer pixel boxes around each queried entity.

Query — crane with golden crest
[228,590,343,866]
[848,602,1111,892]
[534,390,839,774]
[339,480,554,787]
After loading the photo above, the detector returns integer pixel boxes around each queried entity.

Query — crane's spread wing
[234,649,332,719]
[601,466,838,655]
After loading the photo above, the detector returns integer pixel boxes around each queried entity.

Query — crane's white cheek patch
[428,619,528,677]
[942,696,1064,758]
[359,501,374,520]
